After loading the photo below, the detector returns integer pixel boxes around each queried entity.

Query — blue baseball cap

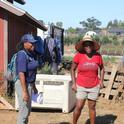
[21,34,37,43]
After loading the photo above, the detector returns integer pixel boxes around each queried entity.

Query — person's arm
[70,62,78,92]
[19,72,29,102]
[17,50,30,102]
[32,83,38,94]
[99,65,105,89]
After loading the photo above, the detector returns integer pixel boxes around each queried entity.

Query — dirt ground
[0,98,124,124]
[0,45,124,124]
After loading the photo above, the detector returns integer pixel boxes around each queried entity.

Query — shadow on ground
[32,109,72,124]
[32,107,74,113]
[32,108,62,113]
[85,114,117,124]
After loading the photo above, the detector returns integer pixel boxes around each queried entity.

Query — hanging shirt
[73,52,103,88]
[44,38,52,63]
[47,37,55,56]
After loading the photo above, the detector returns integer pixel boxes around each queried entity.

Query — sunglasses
[83,41,94,47]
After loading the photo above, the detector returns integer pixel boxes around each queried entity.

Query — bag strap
[8,53,17,71]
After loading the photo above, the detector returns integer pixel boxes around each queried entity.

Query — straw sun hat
[75,35,100,52]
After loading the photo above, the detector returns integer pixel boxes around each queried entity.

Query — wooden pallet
[99,65,124,102]
[112,67,124,102]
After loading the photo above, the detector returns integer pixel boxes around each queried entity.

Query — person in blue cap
[15,34,39,124]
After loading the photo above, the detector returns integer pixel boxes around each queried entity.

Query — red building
[0,0,47,73]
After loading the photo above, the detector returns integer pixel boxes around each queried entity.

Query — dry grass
[0,72,5,96]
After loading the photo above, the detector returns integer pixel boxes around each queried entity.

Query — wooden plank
[104,65,118,99]
[112,74,124,102]
[104,67,112,73]
[0,96,14,109]
[104,74,111,80]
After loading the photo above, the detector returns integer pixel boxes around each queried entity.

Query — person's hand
[69,80,73,83]
[33,86,38,94]
[100,83,104,89]
[32,83,38,94]
[23,92,29,102]
[72,83,77,92]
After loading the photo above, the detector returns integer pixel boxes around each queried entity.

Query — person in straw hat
[71,33,104,124]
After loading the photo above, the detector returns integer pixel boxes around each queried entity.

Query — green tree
[107,19,124,28]
[39,20,45,25]
[79,17,101,30]
[101,36,111,45]
[48,22,55,27]
[113,19,118,27]
[107,21,112,29]
[67,27,76,33]
[56,21,63,28]
[118,20,124,28]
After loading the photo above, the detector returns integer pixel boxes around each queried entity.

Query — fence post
[122,48,124,55]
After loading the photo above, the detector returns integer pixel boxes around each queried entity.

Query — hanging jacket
[44,38,52,64]
[34,36,45,66]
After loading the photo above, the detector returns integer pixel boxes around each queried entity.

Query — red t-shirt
[73,52,103,88]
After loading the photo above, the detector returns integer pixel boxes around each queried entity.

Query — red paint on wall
[0,12,4,72]
[0,9,37,73]
[8,14,37,61]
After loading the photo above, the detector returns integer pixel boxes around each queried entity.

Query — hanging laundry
[34,36,45,66]
[54,38,62,64]
[34,36,44,55]
[44,37,52,64]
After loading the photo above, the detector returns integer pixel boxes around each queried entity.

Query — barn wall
[8,13,37,61]
[0,8,5,72]
[0,7,37,72]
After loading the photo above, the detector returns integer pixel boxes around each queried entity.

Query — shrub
[37,63,52,74]
[103,56,116,67]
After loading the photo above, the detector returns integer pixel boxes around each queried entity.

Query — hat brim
[75,39,100,52]
[22,39,37,43]
[30,39,37,43]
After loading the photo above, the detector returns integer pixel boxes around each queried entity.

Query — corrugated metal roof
[0,0,47,31]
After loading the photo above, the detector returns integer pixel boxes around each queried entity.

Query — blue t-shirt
[16,50,39,83]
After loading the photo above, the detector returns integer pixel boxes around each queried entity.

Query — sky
[15,0,124,29]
